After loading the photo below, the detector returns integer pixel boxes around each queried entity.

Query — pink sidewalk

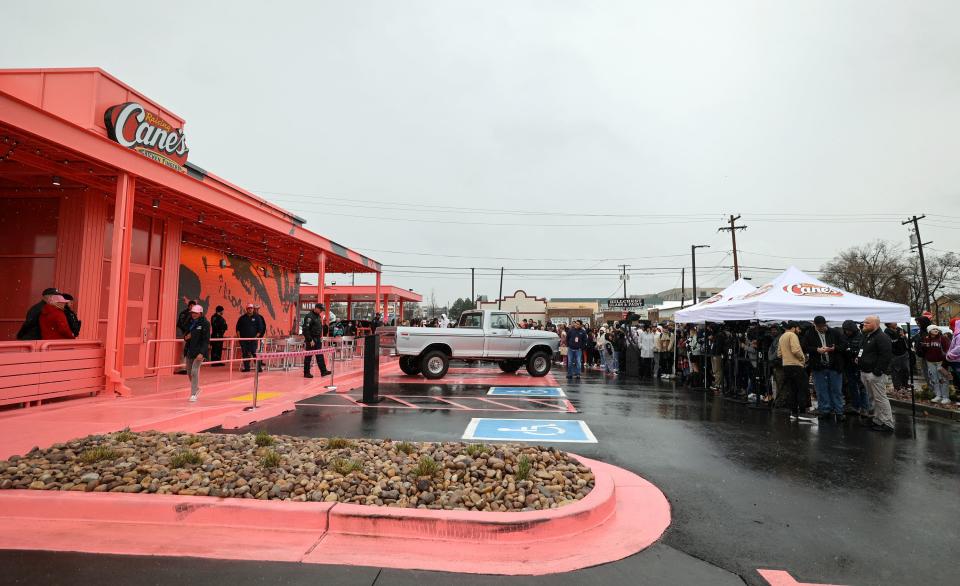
[0,358,386,460]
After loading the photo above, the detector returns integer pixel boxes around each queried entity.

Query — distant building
[547,299,600,327]
[657,287,724,303]
[934,294,960,324]
[477,290,547,324]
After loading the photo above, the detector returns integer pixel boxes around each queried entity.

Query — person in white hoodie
[438,313,450,328]
[639,324,656,378]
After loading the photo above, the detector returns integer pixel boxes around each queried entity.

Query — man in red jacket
[39,295,75,340]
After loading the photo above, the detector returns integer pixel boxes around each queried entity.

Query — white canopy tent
[674,266,911,324]
[673,278,758,323]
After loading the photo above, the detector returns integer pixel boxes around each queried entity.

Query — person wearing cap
[236,304,263,372]
[182,304,210,402]
[302,303,331,378]
[918,323,951,404]
[802,316,847,420]
[16,287,61,340]
[779,321,812,422]
[173,299,199,375]
[209,305,228,367]
[61,293,82,337]
[38,294,75,340]
[858,316,895,432]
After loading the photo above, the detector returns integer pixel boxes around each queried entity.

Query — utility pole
[691,244,710,303]
[618,264,630,297]
[717,214,747,280]
[903,215,932,312]
[471,267,475,305]
[680,267,686,308]
[498,267,504,310]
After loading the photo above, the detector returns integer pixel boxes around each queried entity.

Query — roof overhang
[0,68,380,274]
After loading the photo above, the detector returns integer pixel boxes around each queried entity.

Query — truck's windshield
[459,313,482,328]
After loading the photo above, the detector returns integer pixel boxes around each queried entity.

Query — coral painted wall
[177,243,299,337]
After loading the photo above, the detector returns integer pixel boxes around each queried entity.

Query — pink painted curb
[0,455,671,575]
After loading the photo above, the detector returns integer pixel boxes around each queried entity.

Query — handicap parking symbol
[487,386,566,398]
[462,418,597,443]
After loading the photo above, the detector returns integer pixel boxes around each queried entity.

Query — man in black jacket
[859,316,895,432]
[236,304,263,372]
[209,306,228,367]
[16,287,60,340]
[802,316,847,420]
[182,304,210,402]
[173,299,198,374]
[884,323,909,391]
[840,320,870,416]
[302,303,331,378]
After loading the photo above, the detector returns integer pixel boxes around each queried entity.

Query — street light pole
[691,244,710,304]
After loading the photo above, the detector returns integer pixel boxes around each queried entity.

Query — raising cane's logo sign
[783,283,844,297]
[702,293,724,305]
[104,102,189,173]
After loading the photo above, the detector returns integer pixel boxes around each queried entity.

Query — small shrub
[254,430,274,447]
[465,443,489,457]
[170,450,202,468]
[413,455,440,477]
[180,434,201,446]
[261,449,281,469]
[113,429,135,442]
[331,457,363,475]
[395,441,415,455]
[79,447,120,464]
[327,437,352,449]
[515,455,532,481]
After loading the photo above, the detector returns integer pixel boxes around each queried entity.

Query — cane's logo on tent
[702,293,724,304]
[741,284,772,299]
[784,283,843,297]
[105,102,189,173]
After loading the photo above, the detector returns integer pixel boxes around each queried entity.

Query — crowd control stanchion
[362,334,382,404]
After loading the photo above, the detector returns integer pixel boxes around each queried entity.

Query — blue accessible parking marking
[487,386,566,398]
[462,418,597,443]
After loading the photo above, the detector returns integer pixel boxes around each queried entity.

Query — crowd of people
[560,312,960,433]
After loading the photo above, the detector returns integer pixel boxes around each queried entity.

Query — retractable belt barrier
[245,347,337,412]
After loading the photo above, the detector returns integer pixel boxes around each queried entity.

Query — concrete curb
[889,397,960,421]
[0,455,670,575]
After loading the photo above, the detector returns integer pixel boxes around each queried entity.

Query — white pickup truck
[379,310,560,380]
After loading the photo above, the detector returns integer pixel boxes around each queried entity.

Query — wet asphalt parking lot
[3,365,957,585]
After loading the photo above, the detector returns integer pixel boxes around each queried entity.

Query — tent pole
[906,320,916,433]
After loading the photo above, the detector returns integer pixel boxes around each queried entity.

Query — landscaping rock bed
[0,431,594,511]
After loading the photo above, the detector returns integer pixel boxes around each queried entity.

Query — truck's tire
[526,350,552,377]
[420,350,450,379]
[399,356,421,376]
[498,360,522,374]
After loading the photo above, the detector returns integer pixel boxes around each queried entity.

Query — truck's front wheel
[399,356,421,376]
[526,350,552,377]
[420,350,450,379]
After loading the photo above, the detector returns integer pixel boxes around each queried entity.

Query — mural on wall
[177,243,299,337]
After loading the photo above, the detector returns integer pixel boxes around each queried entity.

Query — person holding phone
[803,315,847,421]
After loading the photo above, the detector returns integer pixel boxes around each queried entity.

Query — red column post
[104,173,135,396]
[375,272,382,318]
[318,250,327,321]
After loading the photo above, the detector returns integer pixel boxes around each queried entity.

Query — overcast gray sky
[5,1,959,306]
